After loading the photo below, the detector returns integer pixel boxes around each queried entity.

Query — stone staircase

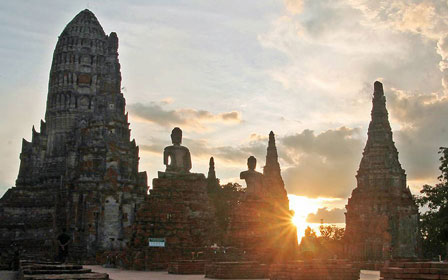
[19,260,109,280]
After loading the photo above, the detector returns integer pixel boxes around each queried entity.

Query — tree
[208,182,245,243]
[319,225,345,241]
[298,225,346,259]
[417,147,448,259]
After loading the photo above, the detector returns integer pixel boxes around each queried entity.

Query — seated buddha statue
[240,156,265,198]
[163,127,192,173]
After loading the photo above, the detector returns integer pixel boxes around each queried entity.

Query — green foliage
[298,225,345,259]
[416,147,448,259]
[208,182,245,243]
[319,225,345,241]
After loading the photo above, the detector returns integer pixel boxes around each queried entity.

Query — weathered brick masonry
[0,9,147,261]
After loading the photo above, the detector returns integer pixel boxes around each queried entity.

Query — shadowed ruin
[226,131,298,263]
[0,9,148,261]
[128,127,217,270]
[344,81,419,261]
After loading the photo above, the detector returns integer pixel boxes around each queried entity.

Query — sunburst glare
[287,194,343,241]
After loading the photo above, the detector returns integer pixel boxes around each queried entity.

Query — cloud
[346,0,448,93]
[139,143,164,155]
[258,0,444,128]
[437,34,448,93]
[386,88,448,183]
[160,97,174,105]
[250,133,269,141]
[284,0,304,15]
[256,0,447,197]
[396,2,436,35]
[280,127,364,198]
[438,35,448,61]
[346,0,448,40]
[128,102,242,131]
[140,136,266,166]
[306,207,346,223]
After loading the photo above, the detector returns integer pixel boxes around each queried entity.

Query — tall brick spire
[358,81,405,188]
[345,81,418,261]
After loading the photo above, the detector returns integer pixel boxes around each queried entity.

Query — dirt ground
[0,268,380,280]
[85,266,381,280]
[0,270,17,280]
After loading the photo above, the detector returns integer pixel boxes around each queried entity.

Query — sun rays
[288,195,343,241]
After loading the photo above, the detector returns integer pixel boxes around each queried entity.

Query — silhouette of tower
[207,157,220,191]
[345,81,418,261]
[263,131,288,206]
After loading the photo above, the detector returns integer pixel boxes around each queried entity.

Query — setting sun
[288,195,344,241]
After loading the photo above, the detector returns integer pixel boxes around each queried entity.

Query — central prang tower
[0,10,147,260]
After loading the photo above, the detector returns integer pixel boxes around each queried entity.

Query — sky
[0,0,447,227]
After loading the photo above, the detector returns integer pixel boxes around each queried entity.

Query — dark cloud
[387,89,448,182]
[280,127,364,198]
[128,102,242,131]
[306,207,345,223]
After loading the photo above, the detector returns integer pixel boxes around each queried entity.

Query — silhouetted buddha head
[171,127,182,145]
[247,156,256,170]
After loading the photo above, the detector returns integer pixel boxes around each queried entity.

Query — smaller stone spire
[263,131,288,202]
[207,157,217,181]
[264,131,281,176]
[207,156,220,191]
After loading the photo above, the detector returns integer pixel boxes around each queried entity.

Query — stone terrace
[18,260,109,280]
[270,259,360,280]
[205,261,270,279]
[381,261,448,280]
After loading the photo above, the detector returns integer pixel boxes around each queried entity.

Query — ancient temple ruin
[227,131,298,263]
[2,7,426,271]
[345,81,419,261]
[129,127,217,270]
[0,9,147,260]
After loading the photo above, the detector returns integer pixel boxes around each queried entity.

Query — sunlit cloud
[306,207,345,223]
[139,136,265,168]
[128,102,242,132]
[284,0,304,15]
[387,88,448,185]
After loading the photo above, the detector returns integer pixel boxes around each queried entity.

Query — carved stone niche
[78,74,91,86]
